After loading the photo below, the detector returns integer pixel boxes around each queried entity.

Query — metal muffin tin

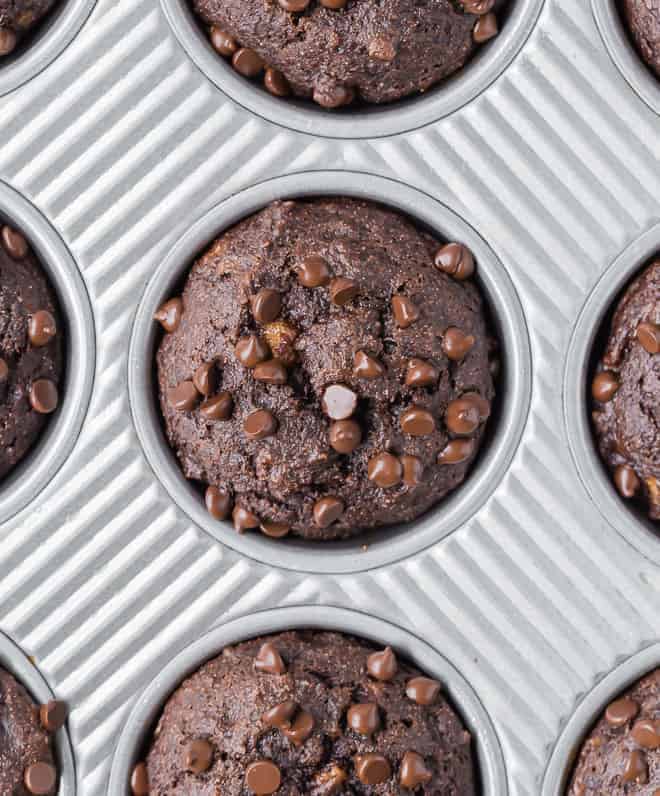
[0,629,76,796]
[108,605,507,795]
[0,0,659,794]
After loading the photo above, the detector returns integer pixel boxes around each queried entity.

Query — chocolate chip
[193,362,216,396]
[233,505,261,533]
[1,225,28,258]
[278,0,310,9]
[283,709,314,745]
[445,396,481,436]
[255,642,286,674]
[200,391,233,420]
[637,322,660,354]
[232,47,264,78]
[313,82,353,108]
[264,67,290,97]
[39,700,67,732]
[605,697,639,727]
[298,255,331,287]
[263,700,297,729]
[366,647,397,681]
[329,277,358,306]
[0,28,17,56]
[434,242,475,280]
[463,0,495,12]
[236,335,270,368]
[592,370,619,403]
[406,676,441,705]
[185,739,214,774]
[391,295,420,328]
[28,311,57,347]
[253,359,288,384]
[24,762,57,795]
[401,454,424,485]
[329,419,361,453]
[205,485,231,520]
[405,358,438,387]
[260,521,290,538]
[474,11,498,42]
[313,496,344,528]
[154,297,183,333]
[347,703,380,735]
[262,321,298,366]
[354,754,391,785]
[29,379,58,414]
[252,289,282,324]
[311,764,347,793]
[245,760,281,794]
[168,380,199,412]
[631,719,660,749]
[368,452,402,488]
[614,464,640,498]
[210,26,237,56]
[442,327,475,361]
[0,358,7,381]
[400,751,433,788]
[623,749,648,784]
[438,438,474,465]
[130,762,149,796]
[244,409,278,439]
[353,350,384,379]
[322,384,357,420]
[400,406,436,436]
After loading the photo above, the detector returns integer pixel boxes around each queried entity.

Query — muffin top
[623,0,660,79]
[0,0,60,57]
[190,0,504,108]
[592,261,659,520]
[568,668,660,794]
[0,666,63,796]
[139,630,476,795]
[155,198,496,541]
[0,223,63,482]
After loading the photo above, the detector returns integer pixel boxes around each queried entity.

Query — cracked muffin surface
[0,222,63,481]
[155,198,496,541]
[567,668,660,794]
[0,0,60,57]
[623,0,660,79]
[140,631,476,795]
[189,0,505,108]
[592,261,659,521]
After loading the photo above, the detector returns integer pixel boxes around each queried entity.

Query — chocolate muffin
[0,223,62,481]
[191,0,505,108]
[0,666,66,795]
[591,261,659,521]
[0,0,60,58]
[622,0,660,79]
[567,668,660,794]
[155,199,496,541]
[134,631,476,795]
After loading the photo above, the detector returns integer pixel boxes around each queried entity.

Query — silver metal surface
[108,605,507,795]
[0,0,658,794]
[0,630,76,796]
[129,171,532,574]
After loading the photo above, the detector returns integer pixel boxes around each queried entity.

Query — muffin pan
[0,0,659,794]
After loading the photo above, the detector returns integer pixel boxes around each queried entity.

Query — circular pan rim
[159,0,546,140]
[108,604,508,796]
[128,170,532,575]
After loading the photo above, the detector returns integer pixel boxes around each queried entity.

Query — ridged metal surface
[0,0,659,795]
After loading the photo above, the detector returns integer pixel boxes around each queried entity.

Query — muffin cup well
[541,642,660,795]
[128,170,532,575]
[108,604,507,796]
[0,0,96,97]
[159,0,545,139]
[0,180,95,524]
[563,223,660,566]
[592,0,660,116]
[0,630,76,796]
